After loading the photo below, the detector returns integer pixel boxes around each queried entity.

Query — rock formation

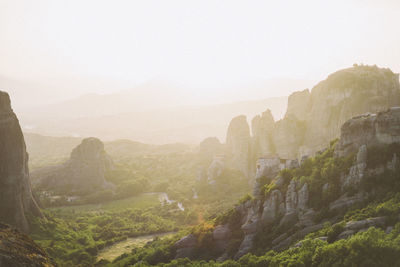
[336,107,400,157]
[303,65,400,155]
[272,115,306,159]
[176,104,400,261]
[251,109,275,158]
[251,65,400,160]
[217,65,399,181]
[0,223,54,267]
[174,234,197,259]
[32,137,114,194]
[226,115,251,177]
[0,91,42,232]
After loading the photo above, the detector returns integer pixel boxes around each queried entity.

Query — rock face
[213,225,232,254]
[336,107,400,157]
[226,115,251,177]
[285,89,311,121]
[0,223,54,267]
[342,145,367,189]
[252,109,275,158]
[261,189,284,224]
[0,91,42,232]
[32,137,113,194]
[272,115,306,159]
[302,65,400,156]
[174,234,197,259]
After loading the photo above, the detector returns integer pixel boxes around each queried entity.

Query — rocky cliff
[302,65,400,156]
[175,106,400,261]
[32,137,114,194]
[0,91,42,232]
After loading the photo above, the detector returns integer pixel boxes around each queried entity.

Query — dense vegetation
[30,140,253,266]
[30,199,192,267]
[28,133,400,266]
[36,148,250,220]
[110,198,400,267]
[130,225,400,267]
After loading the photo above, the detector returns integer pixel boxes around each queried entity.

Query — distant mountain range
[1,75,317,144]
[21,97,287,144]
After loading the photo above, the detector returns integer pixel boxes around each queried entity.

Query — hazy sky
[1,0,400,102]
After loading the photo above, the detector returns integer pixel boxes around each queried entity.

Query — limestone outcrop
[0,91,42,232]
[32,137,114,194]
[226,115,251,177]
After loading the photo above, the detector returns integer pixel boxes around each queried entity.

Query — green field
[49,193,162,212]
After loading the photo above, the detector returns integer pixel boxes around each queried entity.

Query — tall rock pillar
[0,91,42,232]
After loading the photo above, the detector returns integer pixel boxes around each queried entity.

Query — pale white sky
[0,0,399,103]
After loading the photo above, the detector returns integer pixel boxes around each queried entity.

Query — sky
[0,0,400,104]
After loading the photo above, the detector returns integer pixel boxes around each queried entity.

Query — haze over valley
[1,1,400,267]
